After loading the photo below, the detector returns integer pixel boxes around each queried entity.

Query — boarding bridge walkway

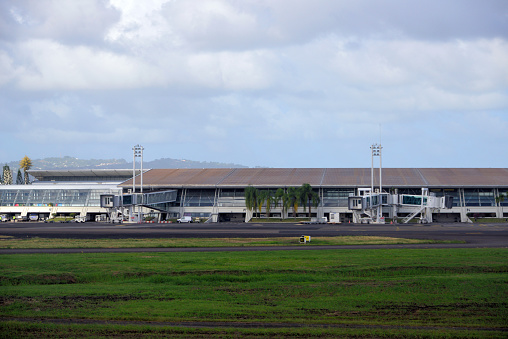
[123,190,177,211]
[348,189,454,224]
[101,190,177,210]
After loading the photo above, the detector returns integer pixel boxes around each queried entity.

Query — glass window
[1,190,18,206]
[43,190,59,205]
[478,189,494,207]
[323,189,354,207]
[183,189,216,207]
[464,189,480,207]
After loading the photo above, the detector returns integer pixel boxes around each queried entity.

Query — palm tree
[282,190,291,220]
[299,183,312,217]
[287,187,300,219]
[19,155,32,185]
[256,190,266,218]
[265,190,273,219]
[275,188,285,219]
[19,155,33,185]
[300,183,320,219]
[244,186,257,218]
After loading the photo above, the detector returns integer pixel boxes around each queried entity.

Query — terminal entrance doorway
[219,213,245,222]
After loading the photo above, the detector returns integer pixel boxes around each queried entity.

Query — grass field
[1,244,507,338]
[0,235,461,249]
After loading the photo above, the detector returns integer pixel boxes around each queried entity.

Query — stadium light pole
[371,144,382,193]
[371,144,382,222]
[133,145,144,222]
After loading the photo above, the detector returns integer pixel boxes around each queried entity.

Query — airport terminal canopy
[119,168,508,189]
[29,169,143,183]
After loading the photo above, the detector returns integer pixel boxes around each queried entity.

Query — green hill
[2,156,247,170]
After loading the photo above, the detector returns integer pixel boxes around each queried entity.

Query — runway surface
[0,221,506,253]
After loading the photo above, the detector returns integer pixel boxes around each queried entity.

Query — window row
[0,189,120,207]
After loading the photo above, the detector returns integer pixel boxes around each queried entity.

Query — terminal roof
[28,169,142,181]
[119,168,508,189]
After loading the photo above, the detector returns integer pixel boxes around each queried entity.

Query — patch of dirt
[1,274,78,285]
[0,295,175,310]
[375,302,506,314]
[1,316,506,333]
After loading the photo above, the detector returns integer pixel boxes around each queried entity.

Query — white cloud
[106,0,176,47]
[1,0,508,167]
[14,39,165,90]
[0,51,19,85]
[327,38,508,92]
[10,7,31,25]
[4,0,119,43]
[165,0,261,49]
[186,50,273,89]
[269,36,508,114]
[90,105,104,118]
[29,96,75,120]
[4,37,273,91]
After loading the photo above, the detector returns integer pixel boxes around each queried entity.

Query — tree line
[244,183,320,219]
[1,156,32,185]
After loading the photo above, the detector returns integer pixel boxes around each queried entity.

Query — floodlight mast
[132,145,144,223]
[370,144,383,223]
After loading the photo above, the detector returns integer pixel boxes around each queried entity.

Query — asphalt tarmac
[0,221,507,253]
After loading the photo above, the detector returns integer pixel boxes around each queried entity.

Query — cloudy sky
[1,0,507,168]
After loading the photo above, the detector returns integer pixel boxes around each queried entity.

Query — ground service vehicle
[329,213,341,223]
[73,215,87,223]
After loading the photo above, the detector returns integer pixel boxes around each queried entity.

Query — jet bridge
[101,190,177,222]
[348,188,453,224]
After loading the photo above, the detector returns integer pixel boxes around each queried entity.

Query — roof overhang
[28,169,143,180]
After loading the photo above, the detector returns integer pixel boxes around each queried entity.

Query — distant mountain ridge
[3,156,248,170]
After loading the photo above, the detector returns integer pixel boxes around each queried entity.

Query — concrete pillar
[495,188,503,218]
[179,188,187,218]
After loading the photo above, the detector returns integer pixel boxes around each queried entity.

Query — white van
[177,216,192,223]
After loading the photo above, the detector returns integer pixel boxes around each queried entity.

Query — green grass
[0,248,507,337]
[1,321,505,339]
[0,236,461,249]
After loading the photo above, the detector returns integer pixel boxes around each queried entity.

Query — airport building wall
[0,184,122,220]
[1,168,507,222]
[155,186,508,223]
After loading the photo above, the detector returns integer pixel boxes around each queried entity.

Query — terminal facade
[0,168,507,223]
[118,168,508,223]
[0,170,137,221]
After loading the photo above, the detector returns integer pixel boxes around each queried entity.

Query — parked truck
[177,216,192,223]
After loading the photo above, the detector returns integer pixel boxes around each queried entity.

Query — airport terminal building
[119,168,508,223]
[1,168,507,223]
[0,170,139,221]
